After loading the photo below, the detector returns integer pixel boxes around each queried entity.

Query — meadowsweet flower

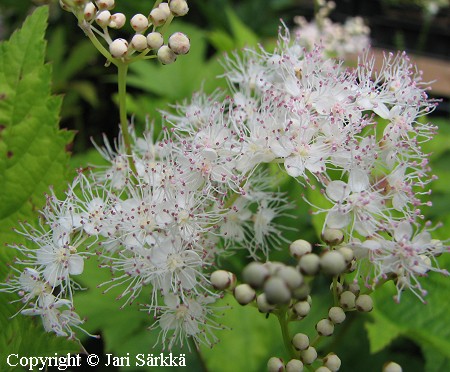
[153,293,224,350]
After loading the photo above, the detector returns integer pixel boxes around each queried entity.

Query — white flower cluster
[2,21,448,349]
[294,0,370,58]
[60,0,190,64]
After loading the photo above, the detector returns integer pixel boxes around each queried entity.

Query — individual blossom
[152,292,225,351]
[350,221,448,301]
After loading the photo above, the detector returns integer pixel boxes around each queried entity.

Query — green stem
[332,276,339,306]
[117,62,138,175]
[276,310,296,360]
[78,21,116,66]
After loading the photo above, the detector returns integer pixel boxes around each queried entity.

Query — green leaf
[200,295,287,372]
[225,7,259,49]
[0,5,77,365]
[366,254,450,371]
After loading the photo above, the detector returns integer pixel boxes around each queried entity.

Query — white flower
[154,293,223,350]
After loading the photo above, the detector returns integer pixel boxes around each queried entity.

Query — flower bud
[320,250,346,276]
[130,14,149,33]
[286,359,303,372]
[321,228,344,246]
[383,362,403,372]
[339,291,356,310]
[292,282,310,300]
[169,0,189,16]
[316,367,332,372]
[96,0,114,10]
[211,270,235,290]
[168,32,190,55]
[265,262,285,275]
[264,277,291,305]
[277,266,303,290]
[109,13,126,29]
[300,346,317,365]
[96,10,111,28]
[355,294,373,312]
[131,34,148,51]
[293,301,310,317]
[157,45,177,64]
[328,306,346,324]
[329,281,343,295]
[316,318,334,336]
[267,357,285,372]
[243,262,270,289]
[292,333,309,351]
[147,32,164,49]
[323,353,341,372]
[149,7,168,26]
[109,38,128,58]
[298,253,320,276]
[233,284,255,305]
[158,2,171,17]
[289,239,312,259]
[256,293,276,313]
[84,2,97,21]
[338,246,354,263]
[347,282,360,295]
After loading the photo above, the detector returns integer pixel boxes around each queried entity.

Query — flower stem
[332,276,339,306]
[276,310,296,360]
[117,62,138,175]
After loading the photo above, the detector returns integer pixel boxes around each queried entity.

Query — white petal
[326,181,350,202]
[68,255,84,276]
[394,221,413,242]
[349,169,369,193]
[326,210,350,229]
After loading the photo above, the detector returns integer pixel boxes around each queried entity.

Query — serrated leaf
[0,5,77,362]
[366,255,450,371]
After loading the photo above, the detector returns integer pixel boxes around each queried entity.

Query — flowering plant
[0,1,449,371]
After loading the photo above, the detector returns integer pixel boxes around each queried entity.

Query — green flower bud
[320,251,346,276]
[298,253,320,276]
[109,13,126,29]
[130,14,148,33]
[339,291,356,310]
[323,353,341,372]
[264,277,291,305]
[234,284,255,305]
[300,346,317,365]
[292,333,309,351]
[242,262,270,289]
[277,266,303,290]
[211,270,236,290]
[316,318,334,336]
[328,306,346,324]
[355,294,373,312]
[169,0,189,16]
[168,32,190,55]
[293,300,310,317]
[96,10,111,28]
[149,7,168,27]
[146,32,164,49]
[321,228,344,246]
[157,45,177,64]
[131,34,148,51]
[289,239,312,259]
[109,38,128,58]
[383,361,403,372]
[286,359,304,372]
[267,357,285,372]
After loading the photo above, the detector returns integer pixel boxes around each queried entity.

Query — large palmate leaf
[365,255,450,372]
[0,6,78,369]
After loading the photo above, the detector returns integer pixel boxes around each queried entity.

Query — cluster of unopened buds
[60,0,190,64]
[211,230,405,371]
